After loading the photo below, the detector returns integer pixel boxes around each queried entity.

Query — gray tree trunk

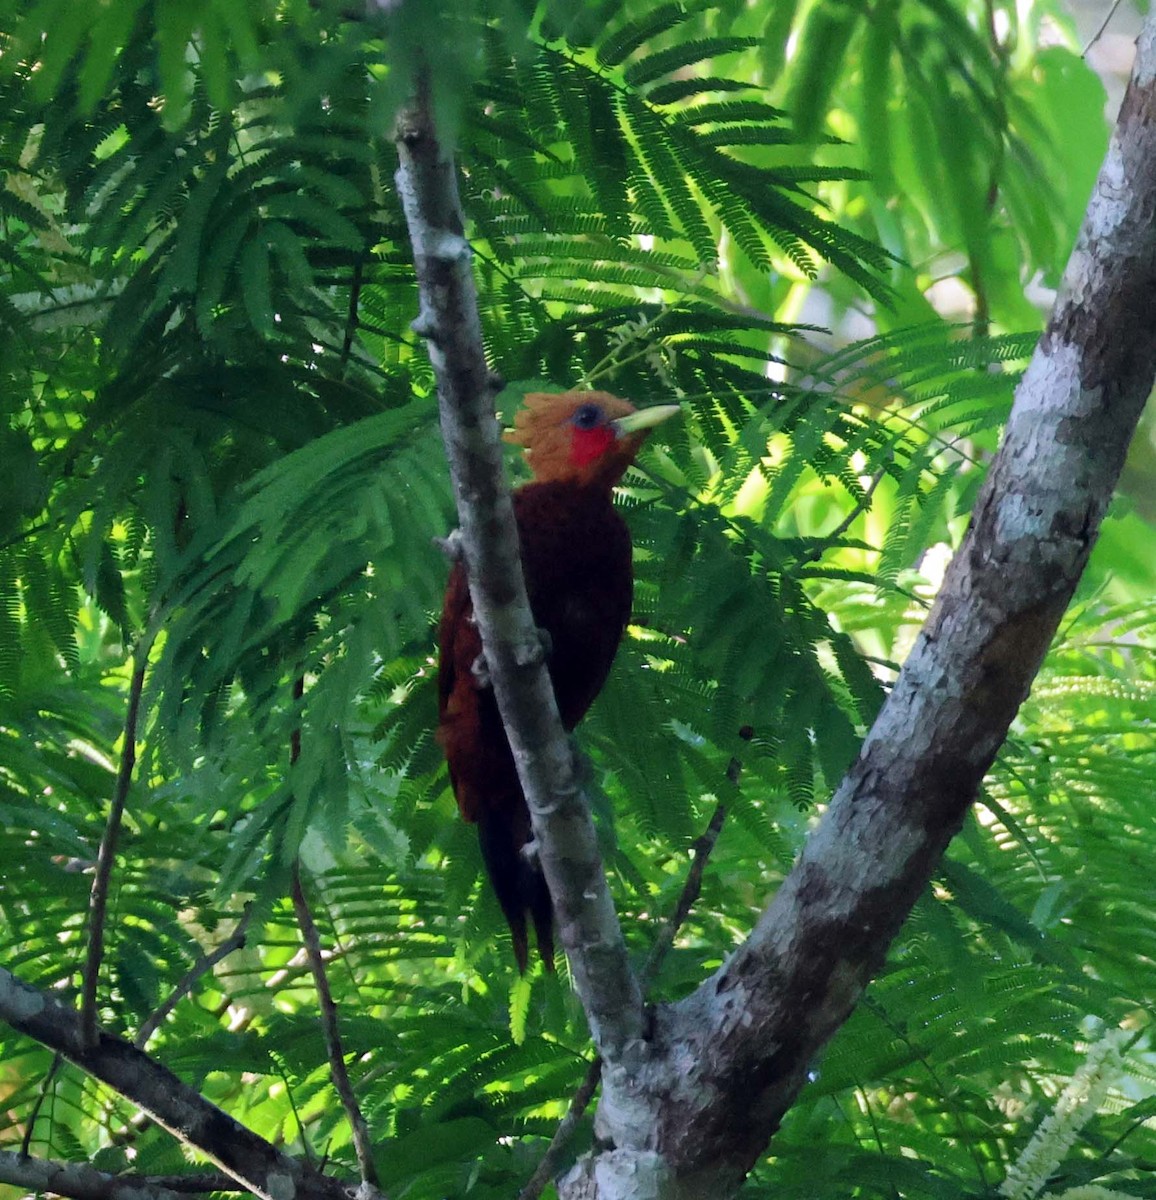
[557,14,1156,1198]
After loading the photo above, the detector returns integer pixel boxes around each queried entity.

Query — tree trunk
[556,15,1156,1197]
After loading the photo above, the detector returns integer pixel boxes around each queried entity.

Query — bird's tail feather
[477,815,555,973]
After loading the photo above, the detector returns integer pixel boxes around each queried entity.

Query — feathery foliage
[1,0,1152,1197]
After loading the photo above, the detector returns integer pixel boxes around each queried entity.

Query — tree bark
[0,1150,187,1200]
[7,15,1149,1200]
[559,13,1156,1198]
[0,969,350,1200]
[393,81,646,1063]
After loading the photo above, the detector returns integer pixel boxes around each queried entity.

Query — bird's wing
[437,560,471,721]
[437,561,487,820]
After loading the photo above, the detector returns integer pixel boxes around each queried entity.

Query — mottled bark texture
[394,91,646,1059]
[560,17,1156,1199]
[0,1151,183,1200]
[0,969,350,1200]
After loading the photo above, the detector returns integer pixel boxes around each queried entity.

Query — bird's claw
[520,836,541,867]
[475,626,549,678]
[514,626,552,667]
[410,306,439,341]
[434,529,465,561]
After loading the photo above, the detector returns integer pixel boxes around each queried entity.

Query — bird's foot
[474,627,548,679]
[514,626,552,667]
[410,305,439,342]
[434,529,465,561]
[520,836,541,867]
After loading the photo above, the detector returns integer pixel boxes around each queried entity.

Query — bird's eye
[571,403,603,430]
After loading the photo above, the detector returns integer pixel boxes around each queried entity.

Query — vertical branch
[289,868,380,1190]
[340,257,365,372]
[81,655,148,1047]
[394,73,645,1063]
[288,676,380,1191]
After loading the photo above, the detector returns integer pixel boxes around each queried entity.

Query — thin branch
[290,865,381,1190]
[801,461,891,564]
[340,257,365,371]
[82,655,148,1048]
[0,967,351,1200]
[394,76,645,1062]
[1083,0,1127,56]
[290,673,305,765]
[19,1051,62,1157]
[284,675,374,1180]
[134,905,254,1049]
[863,996,990,1188]
[286,673,378,1186]
[516,1057,602,1200]
[0,1150,184,1200]
[640,799,728,990]
[275,1058,313,1167]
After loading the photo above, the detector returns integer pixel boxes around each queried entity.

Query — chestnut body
[436,391,677,969]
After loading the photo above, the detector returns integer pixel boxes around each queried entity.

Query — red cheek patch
[570,424,617,466]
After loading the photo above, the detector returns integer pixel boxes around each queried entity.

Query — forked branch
[561,15,1156,1194]
[0,968,351,1200]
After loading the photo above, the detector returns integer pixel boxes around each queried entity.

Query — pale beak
[611,404,681,436]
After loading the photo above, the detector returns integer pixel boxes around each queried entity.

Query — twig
[290,865,380,1190]
[285,676,379,1183]
[515,1056,602,1200]
[340,257,365,371]
[862,996,989,1188]
[82,655,148,1048]
[135,905,253,1048]
[640,799,728,990]
[517,800,730,1200]
[1084,0,1126,56]
[577,306,674,389]
[274,1059,313,1168]
[19,1051,62,1157]
[801,460,890,564]
[290,674,305,764]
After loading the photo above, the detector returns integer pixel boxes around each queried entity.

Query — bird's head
[504,391,679,487]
